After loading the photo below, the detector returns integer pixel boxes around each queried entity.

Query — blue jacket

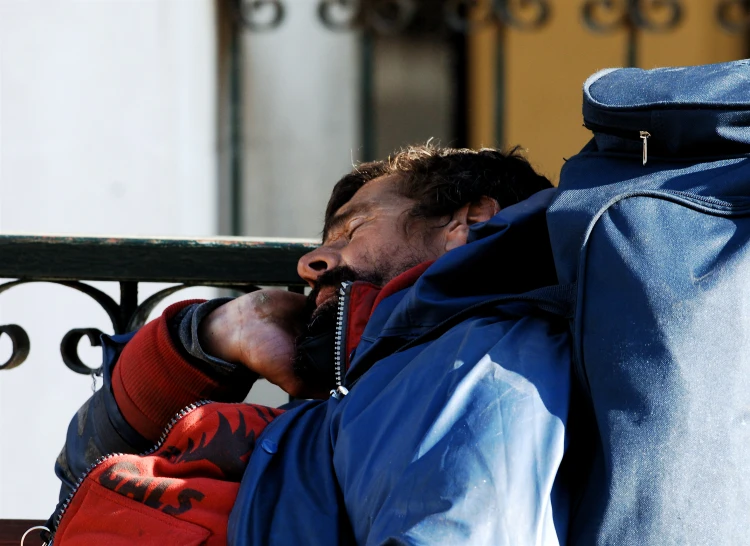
[54,188,573,545]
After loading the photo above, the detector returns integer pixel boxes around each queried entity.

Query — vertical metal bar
[360,32,376,162]
[495,24,506,148]
[119,281,139,334]
[453,32,470,148]
[466,0,498,150]
[626,24,638,67]
[626,1,638,67]
[230,15,244,236]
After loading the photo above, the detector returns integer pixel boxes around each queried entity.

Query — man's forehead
[331,174,403,217]
[323,174,406,240]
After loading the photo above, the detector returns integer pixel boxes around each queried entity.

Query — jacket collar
[344,261,433,369]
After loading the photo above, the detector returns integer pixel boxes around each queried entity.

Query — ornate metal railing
[226,0,750,165]
[0,234,317,376]
[233,0,750,34]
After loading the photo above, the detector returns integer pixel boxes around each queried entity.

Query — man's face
[297,174,445,313]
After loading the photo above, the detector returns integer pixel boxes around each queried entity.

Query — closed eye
[346,217,367,238]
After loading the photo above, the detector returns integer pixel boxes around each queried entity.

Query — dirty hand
[198,289,312,397]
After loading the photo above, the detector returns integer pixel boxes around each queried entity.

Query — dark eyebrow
[323,202,372,242]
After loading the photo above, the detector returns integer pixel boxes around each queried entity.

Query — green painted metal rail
[0,234,319,374]
[0,234,318,285]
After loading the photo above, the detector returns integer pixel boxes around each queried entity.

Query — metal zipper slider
[330,385,349,400]
[640,131,651,166]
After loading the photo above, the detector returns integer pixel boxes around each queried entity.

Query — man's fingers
[200,288,328,397]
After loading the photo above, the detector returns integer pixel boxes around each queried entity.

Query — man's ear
[443,196,500,252]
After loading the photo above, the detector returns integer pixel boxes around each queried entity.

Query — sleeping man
[50,143,572,545]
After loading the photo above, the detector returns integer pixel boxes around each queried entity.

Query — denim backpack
[547,60,750,545]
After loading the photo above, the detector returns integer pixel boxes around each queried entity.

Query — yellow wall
[469,1,747,184]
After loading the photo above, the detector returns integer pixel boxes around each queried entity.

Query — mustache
[306,266,362,310]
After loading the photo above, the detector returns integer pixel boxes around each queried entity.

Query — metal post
[230,13,245,236]
[495,24,506,148]
[626,0,638,68]
[360,31,376,162]
[119,281,139,334]
[453,31,470,148]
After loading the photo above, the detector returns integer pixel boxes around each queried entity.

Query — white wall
[0,0,218,519]
[0,0,361,522]
[238,0,361,406]
[241,0,361,238]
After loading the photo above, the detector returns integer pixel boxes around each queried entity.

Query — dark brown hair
[324,143,552,237]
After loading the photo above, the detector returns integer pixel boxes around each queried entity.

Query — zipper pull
[330,385,349,400]
[21,525,50,546]
[640,131,651,166]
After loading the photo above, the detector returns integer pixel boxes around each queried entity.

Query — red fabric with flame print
[54,402,282,545]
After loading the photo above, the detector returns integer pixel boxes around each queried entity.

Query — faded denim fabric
[549,60,750,545]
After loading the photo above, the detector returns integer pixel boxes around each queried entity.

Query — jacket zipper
[584,121,651,165]
[50,285,355,540]
[330,281,351,400]
[48,399,213,544]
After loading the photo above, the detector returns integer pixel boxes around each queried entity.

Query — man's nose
[297,246,341,286]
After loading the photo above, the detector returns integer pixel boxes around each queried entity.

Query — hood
[347,188,559,379]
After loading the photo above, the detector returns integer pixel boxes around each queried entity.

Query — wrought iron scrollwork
[319,0,550,34]
[0,280,30,371]
[0,279,263,375]
[444,0,552,33]
[582,0,683,33]
[368,0,419,34]
[444,0,495,33]
[0,233,316,380]
[125,282,261,332]
[495,0,551,31]
[631,0,682,31]
[0,279,123,374]
[61,328,105,375]
[582,0,625,32]
[716,0,750,32]
[318,0,361,31]
[0,324,30,371]
[56,281,123,330]
[239,0,748,35]
[234,0,286,31]
[318,0,418,34]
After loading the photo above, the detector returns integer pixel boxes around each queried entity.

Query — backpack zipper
[48,399,213,544]
[583,121,652,166]
[330,281,351,400]
[639,131,651,166]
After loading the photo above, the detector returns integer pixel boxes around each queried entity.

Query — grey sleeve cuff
[170,297,258,383]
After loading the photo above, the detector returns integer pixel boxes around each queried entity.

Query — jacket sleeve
[53,299,256,511]
[362,318,573,546]
[53,330,150,508]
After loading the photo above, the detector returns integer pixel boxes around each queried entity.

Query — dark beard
[306,266,381,320]
[293,266,386,393]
